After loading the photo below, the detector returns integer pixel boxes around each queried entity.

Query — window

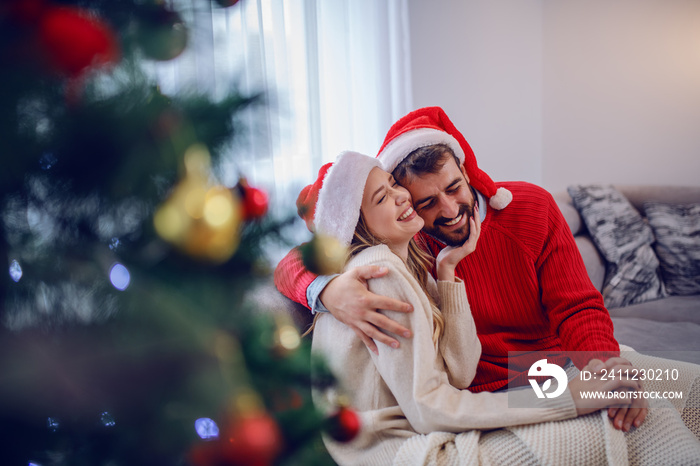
[149,0,412,254]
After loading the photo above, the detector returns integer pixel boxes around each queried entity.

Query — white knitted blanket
[393,349,700,465]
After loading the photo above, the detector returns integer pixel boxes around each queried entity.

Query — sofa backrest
[554,185,700,235]
[553,185,700,292]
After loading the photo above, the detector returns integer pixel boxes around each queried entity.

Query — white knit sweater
[312,245,700,465]
[312,245,577,465]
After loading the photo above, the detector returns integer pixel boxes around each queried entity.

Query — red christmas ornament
[188,440,220,466]
[238,181,269,220]
[37,6,120,78]
[221,412,283,466]
[326,406,361,443]
[188,412,283,466]
[214,0,242,7]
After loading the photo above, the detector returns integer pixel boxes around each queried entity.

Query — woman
[308,151,700,465]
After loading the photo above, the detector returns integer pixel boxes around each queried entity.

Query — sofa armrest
[575,236,605,291]
[554,191,605,291]
[552,191,582,235]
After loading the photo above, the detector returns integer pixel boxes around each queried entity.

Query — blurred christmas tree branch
[0,1,347,464]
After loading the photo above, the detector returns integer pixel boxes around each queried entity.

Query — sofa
[554,185,700,364]
[261,185,700,364]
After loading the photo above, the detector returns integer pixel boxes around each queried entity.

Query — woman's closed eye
[376,177,400,204]
[376,186,387,204]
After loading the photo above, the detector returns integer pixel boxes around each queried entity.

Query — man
[275,106,646,430]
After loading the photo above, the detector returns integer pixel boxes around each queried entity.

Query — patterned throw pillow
[644,203,700,296]
[567,185,666,308]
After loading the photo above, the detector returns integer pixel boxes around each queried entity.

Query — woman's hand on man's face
[436,205,481,282]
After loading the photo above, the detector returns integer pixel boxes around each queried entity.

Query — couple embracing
[275,107,700,465]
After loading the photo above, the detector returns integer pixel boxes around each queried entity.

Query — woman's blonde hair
[304,212,444,345]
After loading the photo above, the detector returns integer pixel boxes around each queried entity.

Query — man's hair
[392,143,461,185]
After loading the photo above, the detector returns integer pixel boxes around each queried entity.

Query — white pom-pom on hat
[314,151,382,246]
[489,187,513,210]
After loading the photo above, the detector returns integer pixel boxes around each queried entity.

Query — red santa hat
[377,106,512,210]
[298,151,382,246]
[296,162,332,232]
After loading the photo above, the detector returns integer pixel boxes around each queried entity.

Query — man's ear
[460,163,470,183]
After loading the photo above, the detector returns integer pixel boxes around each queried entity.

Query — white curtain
[150,0,413,231]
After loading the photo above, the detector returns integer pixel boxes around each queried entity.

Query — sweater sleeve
[537,192,619,362]
[436,278,481,389]
[369,261,578,434]
[273,246,317,309]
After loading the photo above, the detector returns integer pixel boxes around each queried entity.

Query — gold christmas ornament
[154,144,242,263]
[300,233,347,276]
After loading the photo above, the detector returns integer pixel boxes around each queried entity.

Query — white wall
[408,0,700,193]
[542,0,700,193]
[407,0,543,185]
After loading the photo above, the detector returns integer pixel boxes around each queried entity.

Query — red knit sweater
[274,181,619,392]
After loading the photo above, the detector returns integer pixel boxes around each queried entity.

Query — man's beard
[423,202,474,247]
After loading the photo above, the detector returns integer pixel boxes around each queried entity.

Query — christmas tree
[0,0,358,464]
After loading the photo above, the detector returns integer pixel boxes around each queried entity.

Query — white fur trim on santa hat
[378,128,466,172]
[314,151,382,247]
[489,187,512,210]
